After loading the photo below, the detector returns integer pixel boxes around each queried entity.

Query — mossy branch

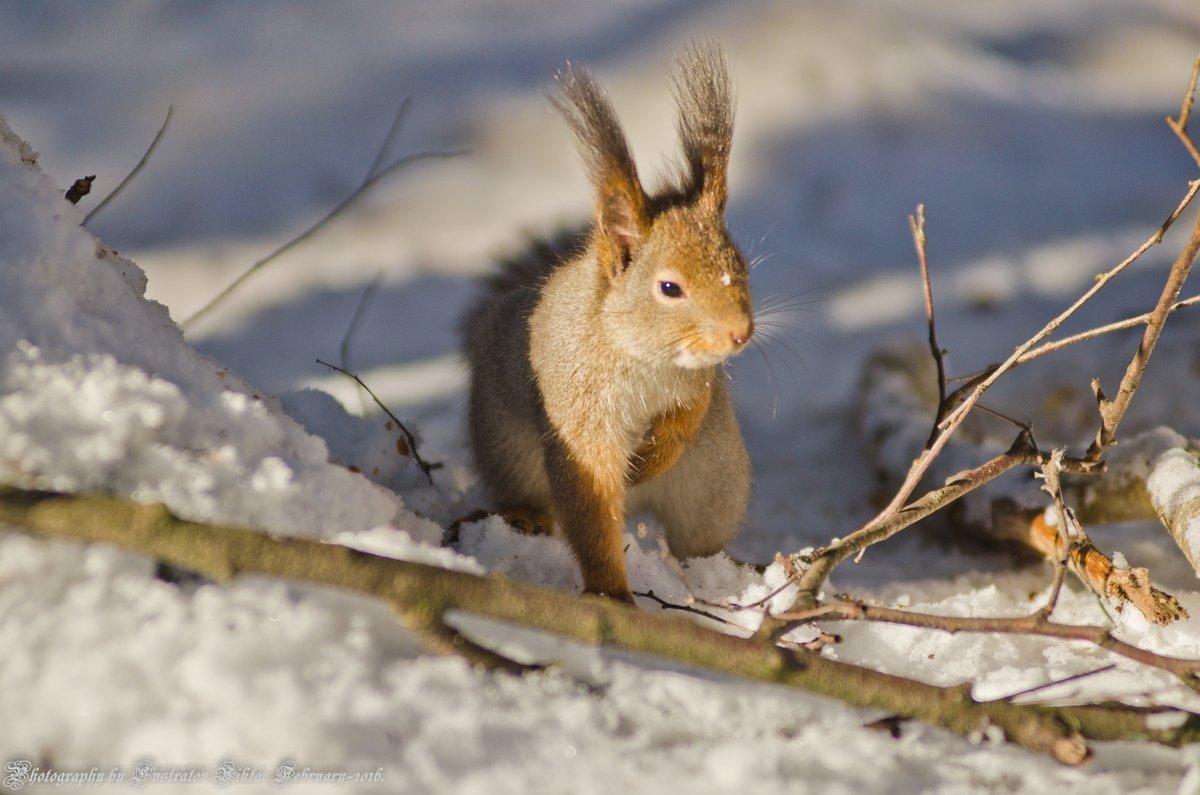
[4,486,1199,765]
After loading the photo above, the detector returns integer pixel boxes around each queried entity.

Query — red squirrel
[463,45,753,602]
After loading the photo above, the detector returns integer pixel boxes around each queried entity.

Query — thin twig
[776,601,1200,690]
[1167,54,1200,170]
[635,589,741,629]
[992,664,1118,704]
[951,293,1200,380]
[943,179,1200,412]
[1086,200,1200,460]
[84,106,174,226]
[1037,449,1073,616]
[338,275,382,414]
[182,145,464,329]
[315,358,441,485]
[910,204,947,444]
[365,98,412,181]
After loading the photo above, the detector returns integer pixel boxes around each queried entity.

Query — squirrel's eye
[658,281,685,299]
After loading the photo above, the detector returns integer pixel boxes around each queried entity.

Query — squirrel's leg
[627,387,713,486]
[544,435,634,603]
[632,383,749,559]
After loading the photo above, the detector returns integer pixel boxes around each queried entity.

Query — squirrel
[462,44,753,603]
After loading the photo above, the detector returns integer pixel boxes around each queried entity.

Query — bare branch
[792,93,1200,606]
[365,98,413,181]
[944,178,1200,412]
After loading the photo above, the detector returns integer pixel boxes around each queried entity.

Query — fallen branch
[5,485,1200,763]
[991,500,1187,625]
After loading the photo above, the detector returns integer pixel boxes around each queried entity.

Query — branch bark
[5,486,1199,763]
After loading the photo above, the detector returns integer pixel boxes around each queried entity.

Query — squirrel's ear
[673,43,734,212]
[552,64,648,279]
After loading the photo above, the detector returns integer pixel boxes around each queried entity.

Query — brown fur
[463,44,752,601]
[627,389,713,486]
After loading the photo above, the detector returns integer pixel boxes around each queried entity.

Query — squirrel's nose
[730,318,754,349]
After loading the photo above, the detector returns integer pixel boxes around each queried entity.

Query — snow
[1147,446,1200,575]
[2,1,1200,793]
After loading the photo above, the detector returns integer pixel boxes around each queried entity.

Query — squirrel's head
[553,44,753,370]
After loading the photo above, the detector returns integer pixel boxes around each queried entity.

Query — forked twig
[84,106,174,226]
[944,179,1200,412]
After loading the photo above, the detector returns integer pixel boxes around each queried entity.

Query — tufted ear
[673,42,734,212]
[552,64,648,279]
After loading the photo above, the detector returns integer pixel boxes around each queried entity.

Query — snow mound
[0,115,401,538]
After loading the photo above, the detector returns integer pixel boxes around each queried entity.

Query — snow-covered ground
[3,2,1200,792]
